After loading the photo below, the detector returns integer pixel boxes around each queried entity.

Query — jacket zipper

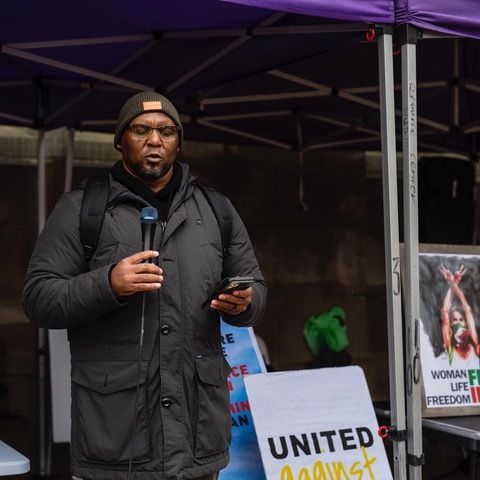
[157,219,167,333]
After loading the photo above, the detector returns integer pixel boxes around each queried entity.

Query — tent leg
[452,39,460,128]
[378,28,407,480]
[37,129,52,478]
[400,25,423,480]
[38,130,46,233]
[64,128,75,192]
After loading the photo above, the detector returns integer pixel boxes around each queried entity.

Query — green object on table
[304,307,348,355]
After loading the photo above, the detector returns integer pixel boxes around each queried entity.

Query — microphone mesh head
[141,207,158,224]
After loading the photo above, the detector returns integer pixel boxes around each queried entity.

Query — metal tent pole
[37,128,51,478]
[453,39,460,129]
[295,115,308,211]
[377,27,407,480]
[64,128,75,192]
[35,78,52,478]
[400,24,424,479]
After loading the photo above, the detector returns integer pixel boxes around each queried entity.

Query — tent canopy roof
[1,0,479,155]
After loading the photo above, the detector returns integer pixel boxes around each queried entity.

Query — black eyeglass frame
[127,123,181,140]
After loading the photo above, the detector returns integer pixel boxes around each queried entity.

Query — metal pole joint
[186,93,201,105]
[378,425,408,442]
[449,77,461,88]
[407,453,425,467]
[395,24,423,46]
[34,79,49,128]
[375,24,393,36]
[292,143,301,152]
[33,118,45,130]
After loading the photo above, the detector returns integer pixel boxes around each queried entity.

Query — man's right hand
[110,250,163,297]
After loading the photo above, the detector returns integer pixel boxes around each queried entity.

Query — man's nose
[147,128,163,145]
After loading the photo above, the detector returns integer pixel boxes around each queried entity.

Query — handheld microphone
[140,207,158,261]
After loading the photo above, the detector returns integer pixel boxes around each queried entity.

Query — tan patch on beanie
[143,101,163,111]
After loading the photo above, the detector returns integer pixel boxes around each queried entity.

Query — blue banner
[219,322,267,480]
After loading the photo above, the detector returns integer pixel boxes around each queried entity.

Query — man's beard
[130,162,171,181]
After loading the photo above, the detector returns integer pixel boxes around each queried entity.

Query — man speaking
[23,92,266,480]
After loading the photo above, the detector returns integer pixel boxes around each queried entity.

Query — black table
[375,404,480,479]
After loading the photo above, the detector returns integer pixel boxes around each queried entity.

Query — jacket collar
[107,161,196,218]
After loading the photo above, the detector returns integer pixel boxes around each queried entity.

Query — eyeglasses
[127,123,180,141]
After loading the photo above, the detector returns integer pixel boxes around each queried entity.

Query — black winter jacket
[23,162,267,480]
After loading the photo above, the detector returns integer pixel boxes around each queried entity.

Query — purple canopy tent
[1,4,408,480]
[2,0,480,478]
[227,0,480,39]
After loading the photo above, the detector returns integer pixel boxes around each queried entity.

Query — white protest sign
[244,366,392,480]
[49,329,71,443]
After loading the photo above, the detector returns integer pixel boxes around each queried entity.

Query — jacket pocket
[71,360,152,464]
[194,354,231,458]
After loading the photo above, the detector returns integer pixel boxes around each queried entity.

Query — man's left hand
[210,287,252,315]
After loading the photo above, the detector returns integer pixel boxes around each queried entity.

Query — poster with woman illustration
[419,246,480,416]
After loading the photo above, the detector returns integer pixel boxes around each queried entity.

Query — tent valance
[224,0,480,39]
[395,0,480,40]
[221,0,395,23]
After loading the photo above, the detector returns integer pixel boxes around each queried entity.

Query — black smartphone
[202,276,255,308]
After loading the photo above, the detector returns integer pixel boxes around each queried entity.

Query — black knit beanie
[114,91,183,150]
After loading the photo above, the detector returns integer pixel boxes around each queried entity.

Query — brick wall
[0,130,390,477]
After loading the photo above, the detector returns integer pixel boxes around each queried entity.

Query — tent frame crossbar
[0,110,33,125]
[267,69,450,132]
[196,118,292,150]
[1,45,153,91]
[46,39,161,124]
[5,22,368,50]
[165,12,285,93]
[1,19,476,150]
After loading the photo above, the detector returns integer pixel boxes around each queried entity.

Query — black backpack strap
[80,172,110,261]
[197,182,233,255]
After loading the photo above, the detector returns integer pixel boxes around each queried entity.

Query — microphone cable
[127,207,158,480]
[127,291,147,480]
